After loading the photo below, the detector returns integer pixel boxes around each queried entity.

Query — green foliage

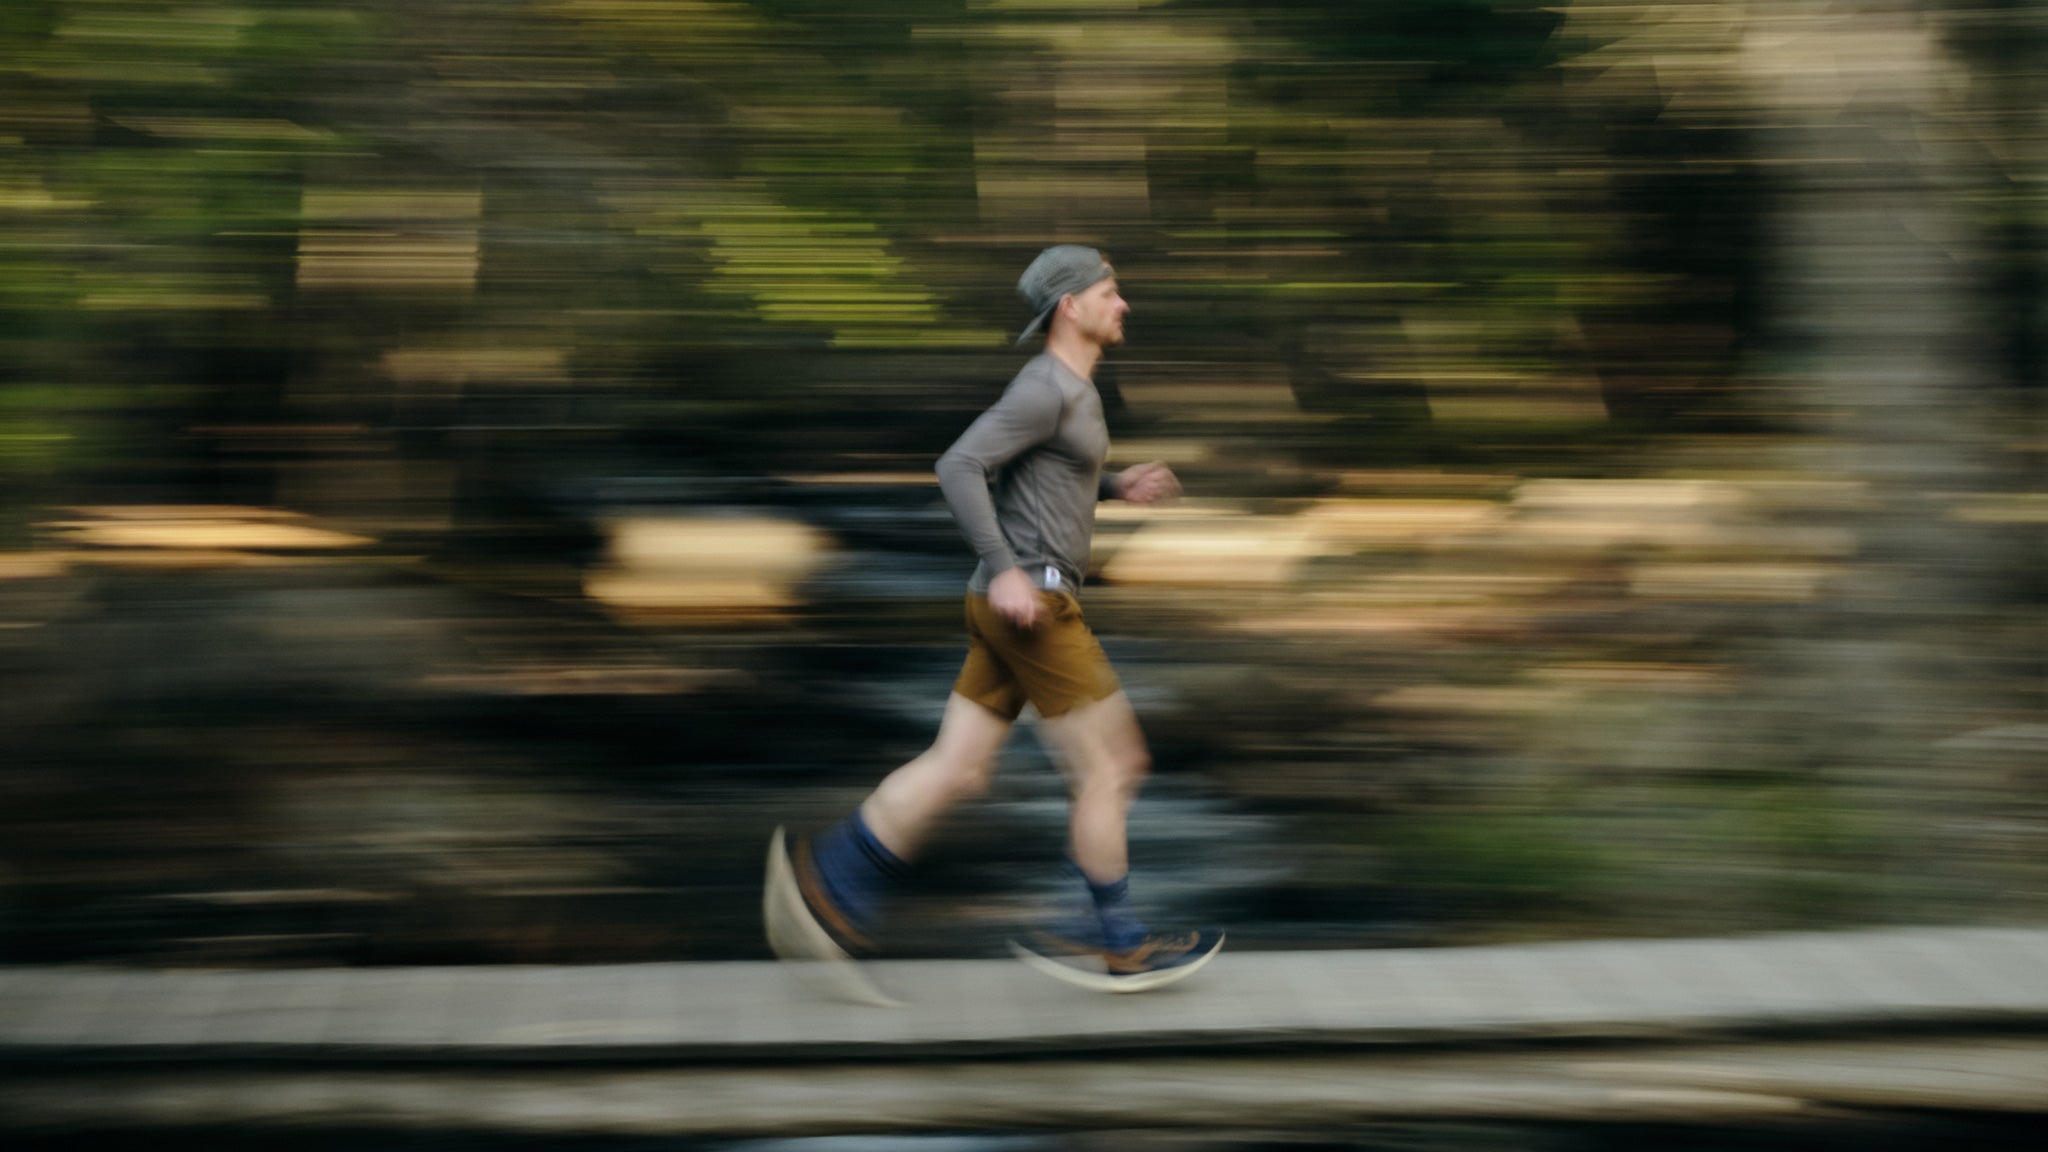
[0,0,1800,512]
[1386,808,1612,916]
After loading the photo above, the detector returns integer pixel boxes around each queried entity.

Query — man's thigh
[1038,689,1147,785]
[931,689,1015,766]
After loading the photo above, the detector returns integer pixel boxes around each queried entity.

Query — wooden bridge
[4,926,2047,1136]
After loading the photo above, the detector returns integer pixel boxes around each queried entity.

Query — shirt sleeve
[935,374,1063,577]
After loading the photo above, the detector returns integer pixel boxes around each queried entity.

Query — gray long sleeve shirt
[936,353,1116,595]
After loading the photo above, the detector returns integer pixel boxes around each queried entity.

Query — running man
[764,245,1223,996]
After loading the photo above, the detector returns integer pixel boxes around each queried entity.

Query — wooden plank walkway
[4,926,2047,1064]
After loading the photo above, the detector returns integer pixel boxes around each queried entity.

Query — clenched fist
[1115,460,1181,505]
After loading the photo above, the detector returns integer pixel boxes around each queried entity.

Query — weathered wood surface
[3,926,2045,1064]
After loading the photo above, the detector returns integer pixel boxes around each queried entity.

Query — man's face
[1063,275,1129,347]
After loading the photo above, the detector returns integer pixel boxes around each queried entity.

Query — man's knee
[1096,730,1148,776]
[927,747,997,803]
[1101,709,1151,793]
[1073,744,1148,800]
[1112,746,1150,797]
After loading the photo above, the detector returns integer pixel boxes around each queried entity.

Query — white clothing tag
[1044,566,1061,590]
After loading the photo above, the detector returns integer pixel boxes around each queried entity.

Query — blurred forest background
[0,0,2041,965]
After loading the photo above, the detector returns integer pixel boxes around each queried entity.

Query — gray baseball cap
[1015,244,1115,345]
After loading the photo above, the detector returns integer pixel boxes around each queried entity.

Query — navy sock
[1051,858,1104,944]
[1083,870,1149,953]
[807,808,910,939]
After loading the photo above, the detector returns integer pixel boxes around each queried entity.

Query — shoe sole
[762,826,903,1008]
[1008,932,1225,994]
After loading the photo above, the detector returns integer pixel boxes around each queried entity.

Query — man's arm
[935,375,1062,578]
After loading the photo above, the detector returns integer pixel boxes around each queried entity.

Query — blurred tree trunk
[1740,1,2027,909]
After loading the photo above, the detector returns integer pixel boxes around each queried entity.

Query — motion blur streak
[0,0,2041,1077]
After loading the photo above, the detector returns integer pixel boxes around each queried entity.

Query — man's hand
[1115,460,1182,505]
[988,566,1044,629]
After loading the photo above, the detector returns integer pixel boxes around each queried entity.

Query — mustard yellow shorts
[952,590,1121,721]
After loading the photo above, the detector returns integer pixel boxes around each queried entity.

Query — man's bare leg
[770,690,1010,976]
[1039,691,1150,884]
[860,691,1014,860]
[1019,689,1223,985]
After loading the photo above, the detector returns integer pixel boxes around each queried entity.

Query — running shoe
[1010,926,1225,993]
[762,827,901,1007]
